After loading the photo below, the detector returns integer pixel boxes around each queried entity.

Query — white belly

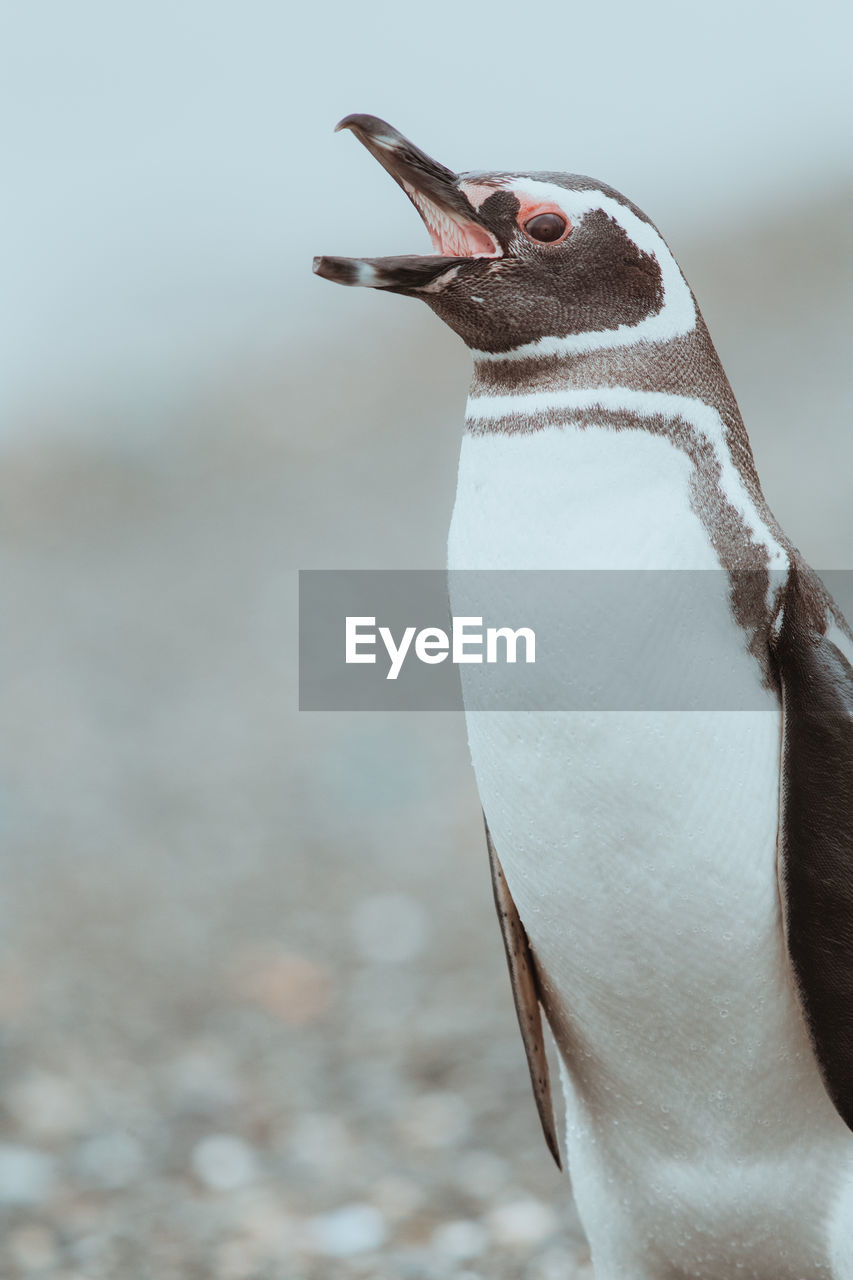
[448,423,853,1278]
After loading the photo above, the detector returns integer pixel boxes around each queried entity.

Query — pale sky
[2,0,851,428]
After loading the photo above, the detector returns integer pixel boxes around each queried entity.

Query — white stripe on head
[472,180,696,362]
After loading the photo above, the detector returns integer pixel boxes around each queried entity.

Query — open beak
[313,114,501,293]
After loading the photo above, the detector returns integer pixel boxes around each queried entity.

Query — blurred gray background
[1,3,851,1277]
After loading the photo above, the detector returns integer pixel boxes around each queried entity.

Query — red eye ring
[514,197,572,246]
[524,212,568,243]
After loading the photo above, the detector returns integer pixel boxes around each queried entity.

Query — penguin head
[314,115,695,360]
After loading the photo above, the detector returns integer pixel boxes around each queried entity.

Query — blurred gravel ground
[0,191,850,1278]
[0,366,586,1279]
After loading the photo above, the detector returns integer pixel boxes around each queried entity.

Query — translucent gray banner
[298,570,853,711]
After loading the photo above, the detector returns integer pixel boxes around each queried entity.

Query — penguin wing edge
[485,817,562,1169]
[775,567,853,1131]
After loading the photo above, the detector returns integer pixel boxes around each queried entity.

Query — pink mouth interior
[403,182,502,258]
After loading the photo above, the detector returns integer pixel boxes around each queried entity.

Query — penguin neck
[459,320,792,674]
[465,316,767,503]
[469,314,740,425]
[466,314,788,542]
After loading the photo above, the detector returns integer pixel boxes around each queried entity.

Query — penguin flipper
[485,817,562,1169]
[774,565,853,1131]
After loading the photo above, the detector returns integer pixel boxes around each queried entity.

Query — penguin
[314,115,853,1279]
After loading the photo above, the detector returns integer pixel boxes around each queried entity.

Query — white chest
[447,421,848,1276]
[446,422,785,1047]
[447,421,724,572]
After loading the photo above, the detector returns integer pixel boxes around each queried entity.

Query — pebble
[74,1131,144,1189]
[6,1071,87,1140]
[236,1196,305,1254]
[191,1134,258,1191]
[229,945,332,1025]
[487,1197,559,1247]
[8,1224,58,1272]
[351,893,429,964]
[67,1231,111,1267]
[0,1144,56,1205]
[309,1203,387,1256]
[400,1090,471,1150]
[287,1112,350,1171]
[529,1245,592,1280]
[371,1173,424,1221]
[431,1219,489,1261]
[215,1237,259,1279]
[167,1045,241,1114]
[453,1149,510,1197]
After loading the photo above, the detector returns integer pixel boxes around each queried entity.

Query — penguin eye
[523,213,568,244]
